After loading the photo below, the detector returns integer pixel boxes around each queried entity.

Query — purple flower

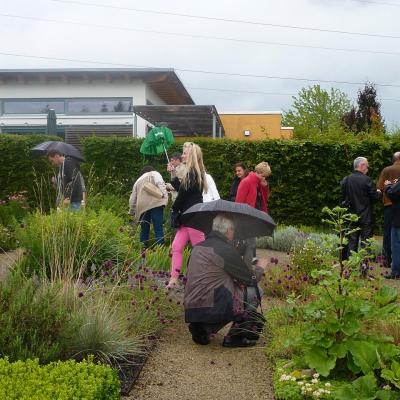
[78,292,84,298]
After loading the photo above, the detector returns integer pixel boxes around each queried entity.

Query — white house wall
[0,79,167,137]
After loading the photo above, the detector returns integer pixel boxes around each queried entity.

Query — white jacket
[203,173,220,202]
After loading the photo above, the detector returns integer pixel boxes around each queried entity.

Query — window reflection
[67,99,132,114]
[4,101,65,114]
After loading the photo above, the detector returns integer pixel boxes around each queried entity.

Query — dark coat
[340,170,380,225]
[386,181,400,228]
[229,176,241,202]
[184,231,262,324]
[57,157,83,203]
[171,170,203,214]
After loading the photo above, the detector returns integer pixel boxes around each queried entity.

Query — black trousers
[344,222,373,259]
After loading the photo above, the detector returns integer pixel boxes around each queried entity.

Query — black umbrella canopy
[31,141,85,162]
[181,199,276,240]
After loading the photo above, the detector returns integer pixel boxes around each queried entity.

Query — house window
[67,98,132,114]
[3,100,65,114]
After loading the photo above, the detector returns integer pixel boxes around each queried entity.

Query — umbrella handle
[163,144,170,164]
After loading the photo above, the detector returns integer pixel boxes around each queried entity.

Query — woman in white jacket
[203,173,220,202]
[129,165,168,249]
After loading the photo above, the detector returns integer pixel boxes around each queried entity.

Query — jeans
[139,206,165,249]
[70,202,81,211]
[383,206,393,267]
[391,227,400,276]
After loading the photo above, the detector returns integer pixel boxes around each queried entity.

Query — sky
[1,0,400,128]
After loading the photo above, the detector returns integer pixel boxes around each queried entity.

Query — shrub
[0,272,75,363]
[257,226,307,252]
[290,239,329,277]
[16,209,136,280]
[0,224,17,251]
[0,357,120,400]
[87,193,129,221]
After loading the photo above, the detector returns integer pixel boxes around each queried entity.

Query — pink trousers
[170,226,205,279]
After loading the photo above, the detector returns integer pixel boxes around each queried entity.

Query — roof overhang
[0,68,194,105]
[133,105,224,137]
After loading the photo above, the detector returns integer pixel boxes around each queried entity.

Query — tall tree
[342,83,385,134]
[283,85,352,139]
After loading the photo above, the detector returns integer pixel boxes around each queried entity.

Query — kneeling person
[184,215,265,347]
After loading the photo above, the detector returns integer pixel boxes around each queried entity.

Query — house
[219,111,293,140]
[0,68,198,142]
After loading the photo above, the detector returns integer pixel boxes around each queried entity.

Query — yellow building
[219,111,293,140]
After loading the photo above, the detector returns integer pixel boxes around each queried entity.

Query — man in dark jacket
[341,157,381,258]
[184,214,266,348]
[47,149,83,210]
[377,152,400,268]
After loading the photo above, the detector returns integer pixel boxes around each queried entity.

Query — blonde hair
[255,162,272,177]
[182,142,208,192]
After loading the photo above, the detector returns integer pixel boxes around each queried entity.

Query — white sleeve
[207,174,220,200]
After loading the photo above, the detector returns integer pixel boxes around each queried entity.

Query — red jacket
[235,172,269,212]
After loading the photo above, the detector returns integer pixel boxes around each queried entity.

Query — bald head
[394,152,400,162]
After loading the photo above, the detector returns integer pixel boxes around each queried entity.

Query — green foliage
[381,360,400,390]
[257,226,307,252]
[81,136,393,228]
[335,373,397,400]
[0,272,75,363]
[0,224,17,251]
[15,209,135,279]
[283,85,352,139]
[0,357,120,400]
[0,134,59,203]
[291,207,400,378]
[273,362,336,399]
[87,193,129,220]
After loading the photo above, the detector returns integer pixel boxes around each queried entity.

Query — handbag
[142,177,163,199]
[169,208,181,228]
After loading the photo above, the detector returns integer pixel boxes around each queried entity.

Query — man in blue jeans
[128,165,168,249]
[385,179,400,279]
[377,152,400,268]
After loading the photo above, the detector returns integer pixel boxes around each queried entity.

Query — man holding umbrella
[184,214,268,347]
[47,149,84,210]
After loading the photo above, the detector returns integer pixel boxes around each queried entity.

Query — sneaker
[189,324,210,345]
[385,274,400,280]
[222,336,257,348]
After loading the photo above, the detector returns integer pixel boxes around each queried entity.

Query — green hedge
[82,136,398,228]
[0,134,60,205]
[0,357,120,399]
[2,134,400,227]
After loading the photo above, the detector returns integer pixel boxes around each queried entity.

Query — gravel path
[126,314,274,400]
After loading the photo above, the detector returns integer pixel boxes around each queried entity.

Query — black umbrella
[46,109,57,136]
[31,141,85,162]
[181,199,276,239]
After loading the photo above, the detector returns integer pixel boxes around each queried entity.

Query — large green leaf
[375,286,398,306]
[335,374,378,400]
[304,346,336,377]
[347,340,379,374]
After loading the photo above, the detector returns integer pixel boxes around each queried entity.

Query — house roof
[0,68,194,105]
[133,105,224,137]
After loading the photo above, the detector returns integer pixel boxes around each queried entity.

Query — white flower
[312,390,321,398]
[298,381,305,386]
[383,385,391,391]
[313,373,320,379]
[324,382,331,387]
[311,378,318,384]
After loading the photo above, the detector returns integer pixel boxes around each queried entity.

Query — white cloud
[1,0,400,126]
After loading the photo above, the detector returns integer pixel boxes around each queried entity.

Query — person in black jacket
[47,149,83,211]
[340,156,381,259]
[166,142,208,289]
